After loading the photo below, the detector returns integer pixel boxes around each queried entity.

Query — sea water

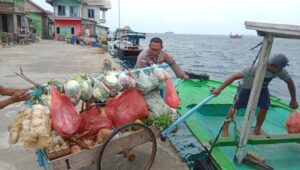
[139,34,300,168]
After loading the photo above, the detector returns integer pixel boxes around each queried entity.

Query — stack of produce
[8,66,181,160]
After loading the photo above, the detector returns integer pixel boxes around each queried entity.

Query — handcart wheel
[121,149,136,161]
[97,122,157,170]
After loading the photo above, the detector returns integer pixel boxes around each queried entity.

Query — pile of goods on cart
[9,65,182,160]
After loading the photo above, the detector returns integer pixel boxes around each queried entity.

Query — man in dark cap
[212,53,298,136]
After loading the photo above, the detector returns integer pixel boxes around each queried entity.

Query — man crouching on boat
[134,37,189,80]
[212,53,299,136]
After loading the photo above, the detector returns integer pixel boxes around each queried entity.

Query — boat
[113,26,146,67]
[230,33,243,39]
[175,21,300,169]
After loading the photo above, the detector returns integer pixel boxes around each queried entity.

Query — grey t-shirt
[239,66,290,89]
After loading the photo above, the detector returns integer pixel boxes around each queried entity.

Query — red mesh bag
[165,79,181,108]
[105,89,149,127]
[79,106,113,137]
[286,110,300,133]
[51,86,81,137]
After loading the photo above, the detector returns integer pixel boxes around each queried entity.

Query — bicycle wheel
[97,122,157,170]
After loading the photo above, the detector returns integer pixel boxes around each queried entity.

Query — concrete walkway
[0,40,188,170]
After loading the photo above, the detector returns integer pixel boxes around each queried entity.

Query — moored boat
[176,78,300,169]
[230,33,243,39]
[113,26,146,67]
[175,21,300,169]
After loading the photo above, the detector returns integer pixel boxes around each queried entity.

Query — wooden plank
[48,127,160,170]
[245,21,300,39]
[248,134,300,145]
[211,134,300,147]
[209,137,238,147]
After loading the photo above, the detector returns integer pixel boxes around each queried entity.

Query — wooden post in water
[235,33,274,163]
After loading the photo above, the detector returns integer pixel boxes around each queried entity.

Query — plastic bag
[105,89,149,127]
[144,91,173,117]
[286,110,300,133]
[9,109,25,144]
[92,78,110,102]
[64,80,81,105]
[135,70,159,94]
[19,105,52,148]
[165,79,181,108]
[153,67,170,80]
[119,72,136,90]
[51,86,81,137]
[79,106,113,137]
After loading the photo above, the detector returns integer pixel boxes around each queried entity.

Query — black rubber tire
[97,122,157,170]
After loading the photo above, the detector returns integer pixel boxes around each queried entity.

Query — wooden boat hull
[116,48,142,67]
[176,79,300,169]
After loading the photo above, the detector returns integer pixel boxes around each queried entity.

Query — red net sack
[105,89,149,127]
[165,79,181,108]
[79,106,113,137]
[286,110,300,133]
[51,86,81,137]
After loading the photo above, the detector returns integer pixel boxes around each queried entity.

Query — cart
[36,123,161,170]
[34,64,190,170]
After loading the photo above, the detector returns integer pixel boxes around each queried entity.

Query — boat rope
[249,41,263,51]
[209,41,263,153]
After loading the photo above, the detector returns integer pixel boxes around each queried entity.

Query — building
[0,0,53,43]
[82,0,111,37]
[24,0,54,39]
[46,0,111,40]
[0,0,27,34]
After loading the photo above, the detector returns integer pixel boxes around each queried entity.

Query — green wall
[0,0,15,3]
[26,12,42,38]
[15,0,24,6]
[0,0,24,6]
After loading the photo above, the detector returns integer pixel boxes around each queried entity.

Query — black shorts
[234,88,270,110]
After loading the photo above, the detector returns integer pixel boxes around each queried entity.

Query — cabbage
[103,74,122,95]
[72,76,93,101]
[64,80,81,105]
[92,79,110,102]
[136,71,159,94]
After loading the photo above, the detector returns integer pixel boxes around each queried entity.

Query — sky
[34,0,300,35]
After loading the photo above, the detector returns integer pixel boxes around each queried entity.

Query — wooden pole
[235,33,274,163]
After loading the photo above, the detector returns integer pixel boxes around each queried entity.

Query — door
[59,27,72,39]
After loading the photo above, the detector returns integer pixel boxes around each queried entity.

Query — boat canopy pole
[235,33,274,164]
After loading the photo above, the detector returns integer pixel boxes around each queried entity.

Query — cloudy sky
[34,0,300,35]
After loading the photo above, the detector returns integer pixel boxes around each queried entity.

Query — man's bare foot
[221,129,229,137]
[253,129,262,135]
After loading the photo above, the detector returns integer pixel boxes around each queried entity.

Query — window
[71,27,75,34]
[58,5,65,16]
[88,9,94,18]
[100,10,106,20]
[70,6,78,17]
[56,27,60,34]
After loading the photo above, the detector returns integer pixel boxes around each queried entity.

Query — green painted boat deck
[176,79,300,170]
